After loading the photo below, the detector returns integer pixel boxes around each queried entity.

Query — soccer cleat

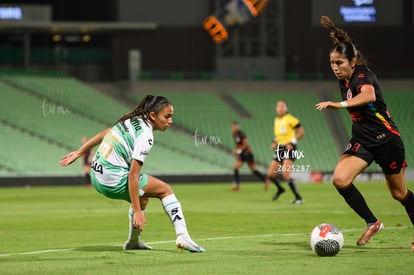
[176,234,205,253]
[271,188,285,201]
[123,240,153,250]
[231,185,240,191]
[290,199,304,205]
[356,220,384,246]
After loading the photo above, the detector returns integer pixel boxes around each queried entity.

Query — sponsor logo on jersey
[389,161,398,170]
[347,89,353,100]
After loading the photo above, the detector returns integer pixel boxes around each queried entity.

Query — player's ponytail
[320,16,367,65]
[116,95,171,125]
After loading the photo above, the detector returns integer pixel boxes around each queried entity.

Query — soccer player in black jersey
[230,121,266,191]
[316,16,414,250]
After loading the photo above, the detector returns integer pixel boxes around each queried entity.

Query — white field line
[0,226,409,257]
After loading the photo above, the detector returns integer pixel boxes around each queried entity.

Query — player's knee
[332,173,349,188]
[282,172,291,181]
[140,197,149,210]
[267,167,278,177]
[390,189,407,202]
[160,182,174,197]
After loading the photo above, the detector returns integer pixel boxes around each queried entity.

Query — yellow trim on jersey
[274,113,300,144]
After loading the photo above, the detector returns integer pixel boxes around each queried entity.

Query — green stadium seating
[131,91,341,171]
[0,71,237,176]
[129,92,242,174]
[0,81,105,149]
[0,71,128,124]
[129,92,241,150]
[230,92,340,171]
[1,69,412,178]
[0,123,79,176]
[383,91,414,168]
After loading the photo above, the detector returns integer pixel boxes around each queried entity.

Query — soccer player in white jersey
[59,95,205,253]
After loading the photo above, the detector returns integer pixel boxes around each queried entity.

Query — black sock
[288,178,302,200]
[85,173,91,184]
[234,169,240,186]
[337,183,377,224]
[268,176,283,191]
[253,170,265,181]
[400,190,414,226]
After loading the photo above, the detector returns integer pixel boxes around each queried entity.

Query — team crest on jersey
[346,89,353,100]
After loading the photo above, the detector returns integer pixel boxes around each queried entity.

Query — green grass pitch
[1,181,413,274]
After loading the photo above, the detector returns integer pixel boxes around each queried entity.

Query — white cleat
[176,234,205,253]
[123,240,153,250]
[290,199,304,205]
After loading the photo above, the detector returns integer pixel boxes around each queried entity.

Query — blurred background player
[265,100,304,204]
[60,95,205,253]
[81,136,93,186]
[230,121,266,191]
[316,16,414,250]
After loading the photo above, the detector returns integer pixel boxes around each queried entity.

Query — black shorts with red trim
[238,151,254,164]
[344,135,407,174]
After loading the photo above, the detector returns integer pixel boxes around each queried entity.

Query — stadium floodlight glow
[353,0,373,7]
[0,7,22,20]
[202,0,269,44]
[52,34,62,42]
[82,34,91,43]
[340,0,377,23]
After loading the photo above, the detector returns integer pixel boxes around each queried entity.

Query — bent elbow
[369,93,376,103]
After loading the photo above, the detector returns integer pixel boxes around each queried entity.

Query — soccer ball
[310,223,344,257]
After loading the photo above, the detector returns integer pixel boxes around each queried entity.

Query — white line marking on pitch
[0,248,75,257]
[0,226,409,257]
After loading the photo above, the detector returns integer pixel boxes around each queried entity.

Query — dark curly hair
[116,95,171,125]
[320,15,367,65]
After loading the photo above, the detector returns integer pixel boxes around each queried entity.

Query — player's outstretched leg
[288,178,303,204]
[267,160,285,199]
[162,194,205,253]
[270,176,285,201]
[356,219,384,246]
[398,190,414,250]
[336,184,382,245]
[385,171,414,250]
[143,175,205,253]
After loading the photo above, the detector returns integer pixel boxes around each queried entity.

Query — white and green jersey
[91,117,153,187]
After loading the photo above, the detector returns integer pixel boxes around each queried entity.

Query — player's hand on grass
[59,150,82,166]
[133,211,146,232]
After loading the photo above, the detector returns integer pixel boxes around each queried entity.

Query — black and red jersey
[233,130,252,153]
[339,65,400,147]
